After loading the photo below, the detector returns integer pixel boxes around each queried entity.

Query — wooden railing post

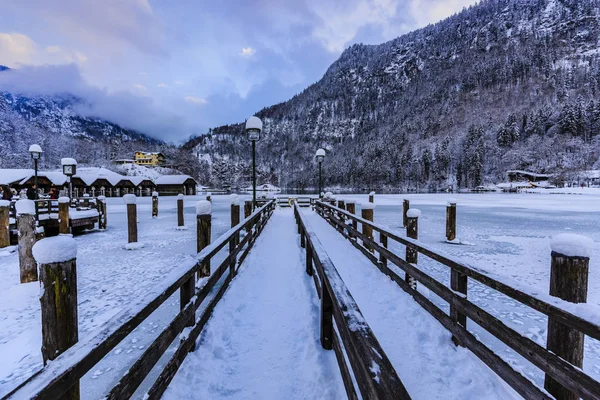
[33,235,79,400]
[405,208,420,290]
[346,201,356,239]
[123,195,138,245]
[369,191,375,203]
[152,191,159,218]
[320,284,333,350]
[446,199,457,242]
[450,269,467,346]
[306,242,313,276]
[361,203,374,252]
[196,200,212,277]
[403,199,410,228]
[16,199,38,283]
[177,193,185,228]
[0,200,9,248]
[230,196,240,275]
[244,200,252,233]
[379,233,388,267]
[545,234,592,400]
[97,196,107,230]
[59,197,70,235]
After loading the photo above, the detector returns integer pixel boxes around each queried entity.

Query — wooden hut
[130,177,156,197]
[155,175,197,196]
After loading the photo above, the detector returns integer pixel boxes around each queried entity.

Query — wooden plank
[332,330,359,400]
[316,202,600,342]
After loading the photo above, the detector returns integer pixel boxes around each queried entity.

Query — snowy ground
[335,192,600,388]
[1,191,600,398]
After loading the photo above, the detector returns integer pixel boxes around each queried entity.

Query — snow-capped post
[151,191,159,218]
[206,192,212,203]
[337,199,345,210]
[545,233,592,400]
[244,200,252,233]
[403,199,410,228]
[16,199,38,283]
[361,203,375,253]
[33,236,79,361]
[82,193,90,208]
[124,194,138,244]
[369,191,375,203]
[196,200,212,277]
[230,195,240,275]
[0,200,9,248]
[405,209,420,290]
[446,199,457,242]
[97,195,107,230]
[58,197,70,234]
[177,193,184,228]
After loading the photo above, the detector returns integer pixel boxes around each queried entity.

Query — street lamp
[246,116,262,210]
[61,158,77,199]
[29,144,42,200]
[316,148,325,197]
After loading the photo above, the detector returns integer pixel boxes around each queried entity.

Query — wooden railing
[293,202,411,399]
[4,200,275,400]
[315,200,600,400]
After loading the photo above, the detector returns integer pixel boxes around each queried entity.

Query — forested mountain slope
[186,0,600,189]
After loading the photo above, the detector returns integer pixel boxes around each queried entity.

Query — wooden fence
[294,202,411,399]
[5,200,275,400]
[315,200,600,400]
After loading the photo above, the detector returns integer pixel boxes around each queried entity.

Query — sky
[0,0,477,143]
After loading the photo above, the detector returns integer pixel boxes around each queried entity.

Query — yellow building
[134,151,166,167]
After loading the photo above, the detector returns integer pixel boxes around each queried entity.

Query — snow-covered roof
[0,169,67,186]
[507,170,551,178]
[128,176,153,185]
[75,167,126,186]
[155,175,196,185]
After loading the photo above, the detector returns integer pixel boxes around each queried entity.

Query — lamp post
[246,116,262,210]
[316,148,325,197]
[61,158,77,199]
[29,144,43,200]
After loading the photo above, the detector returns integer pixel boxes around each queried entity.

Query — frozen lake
[1,191,599,398]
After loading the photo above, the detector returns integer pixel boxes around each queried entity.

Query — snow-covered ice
[32,236,77,264]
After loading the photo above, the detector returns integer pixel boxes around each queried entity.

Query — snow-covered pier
[2,195,600,400]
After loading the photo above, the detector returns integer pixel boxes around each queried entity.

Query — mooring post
[206,192,212,203]
[33,235,79,400]
[403,199,410,228]
[152,191,159,218]
[544,234,592,400]
[337,199,345,210]
[196,200,212,277]
[97,195,107,230]
[405,209,420,290]
[0,200,9,248]
[446,198,457,242]
[177,193,185,228]
[230,195,240,275]
[361,203,375,253]
[16,199,38,283]
[123,194,138,245]
[58,197,70,235]
[369,191,375,203]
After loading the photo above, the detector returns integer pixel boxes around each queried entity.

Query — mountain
[0,66,164,170]
[185,0,600,190]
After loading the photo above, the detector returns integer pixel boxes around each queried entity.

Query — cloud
[157,83,168,88]
[184,96,208,105]
[0,32,87,68]
[240,47,256,57]
[0,64,196,141]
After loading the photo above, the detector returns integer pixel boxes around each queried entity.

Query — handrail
[294,202,410,400]
[4,200,275,400]
[315,200,600,400]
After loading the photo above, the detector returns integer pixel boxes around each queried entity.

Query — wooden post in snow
[544,234,592,400]
[346,201,356,239]
[59,197,70,235]
[196,200,212,277]
[405,208,420,290]
[97,196,107,230]
[0,200,9,248]
[177,193,184,227]
[403,199,409,228]
[34,235,79,400]
[230,196,240,275]
[206,192,212,203]
[123,194,138,245]
[16,199,38,283]
[244,200,252,233]
[337,199,345,210]
[368,191,375,203]
[82,193,90,208]
[152,191,159,218]
[446,199,457,242]
[361,203,374,253]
